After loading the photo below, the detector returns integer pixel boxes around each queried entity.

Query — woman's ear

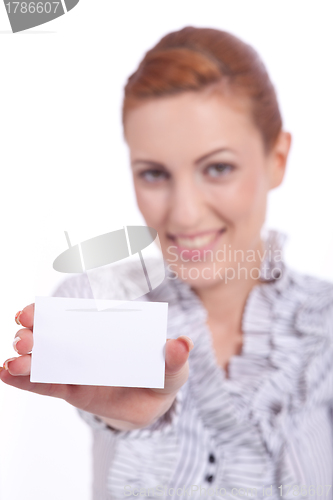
[268,131,292,190]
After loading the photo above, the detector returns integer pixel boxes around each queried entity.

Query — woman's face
[124,90,290,289]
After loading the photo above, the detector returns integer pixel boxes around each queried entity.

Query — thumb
[152,336,193,396]
[165,336,194,375]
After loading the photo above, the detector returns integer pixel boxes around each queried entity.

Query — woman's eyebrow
[194,147,236,164]
[131,147,236,168]
[131,160,166,169]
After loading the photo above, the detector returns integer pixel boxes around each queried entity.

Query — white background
[1,1,333,499]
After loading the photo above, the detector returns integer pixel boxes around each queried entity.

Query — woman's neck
[193,239,265,332]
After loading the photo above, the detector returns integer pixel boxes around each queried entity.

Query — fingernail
[15,311,22,325]
[3,357,17,372]
[13,336,22,353]
[178,335,194,352]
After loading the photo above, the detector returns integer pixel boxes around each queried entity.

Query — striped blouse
[52,229,333,500]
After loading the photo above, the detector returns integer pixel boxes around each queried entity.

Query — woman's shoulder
[287,265,333,295]
[285,265,333,309]
[282,265,333,339]
[261,229,333,317]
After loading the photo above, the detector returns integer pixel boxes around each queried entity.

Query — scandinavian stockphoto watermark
[52,227,283,299]
[166,243,283,282]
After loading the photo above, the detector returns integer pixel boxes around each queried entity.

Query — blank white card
[31,296,168,388]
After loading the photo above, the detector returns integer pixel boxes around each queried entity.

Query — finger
[15,304,34,330]
[13,329,33,355]
[0,367,68,400]
[2,354,31,376]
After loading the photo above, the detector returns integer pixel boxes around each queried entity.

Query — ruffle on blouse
[250,271,333,496]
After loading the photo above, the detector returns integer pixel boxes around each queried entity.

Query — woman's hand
[0,304,193,430]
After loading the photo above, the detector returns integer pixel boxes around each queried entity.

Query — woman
[1,26,333,499]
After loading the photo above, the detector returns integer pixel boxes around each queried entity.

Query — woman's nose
[168,178,204,229]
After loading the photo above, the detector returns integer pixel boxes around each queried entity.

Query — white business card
[31,296,168,388]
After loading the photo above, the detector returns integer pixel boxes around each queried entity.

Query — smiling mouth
[168,228,226,250]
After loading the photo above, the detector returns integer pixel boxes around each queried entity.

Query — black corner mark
[4,0,80,33]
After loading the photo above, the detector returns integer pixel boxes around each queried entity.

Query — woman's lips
[168,228,226,261]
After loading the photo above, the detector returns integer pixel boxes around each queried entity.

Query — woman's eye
[138,169,170,183]
[205,163,234,178]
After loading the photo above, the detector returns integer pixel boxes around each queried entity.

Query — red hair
[123,26,282,153]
